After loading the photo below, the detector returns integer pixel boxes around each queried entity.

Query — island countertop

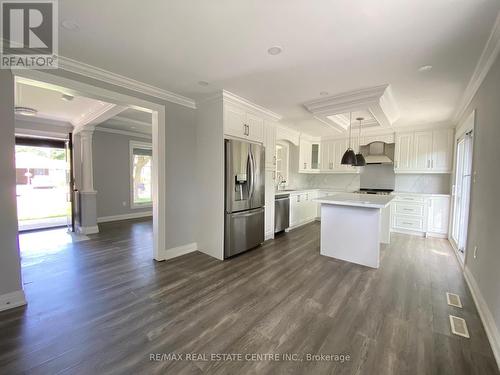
[314,193,394,209]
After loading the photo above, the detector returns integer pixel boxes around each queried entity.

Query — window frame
[129,140,153,209]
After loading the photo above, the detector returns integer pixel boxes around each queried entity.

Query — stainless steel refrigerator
[224,139,265,258]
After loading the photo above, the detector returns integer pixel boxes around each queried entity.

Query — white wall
[459,52,500,364]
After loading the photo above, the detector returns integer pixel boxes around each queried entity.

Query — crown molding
[58,56,197,109]
[111,115,151,128]
[15,113,73,129]
[222,90,282,121]
[454,12,500,123]
[94,126,152,140]
[73,103,126,132]
[303,84,400,132]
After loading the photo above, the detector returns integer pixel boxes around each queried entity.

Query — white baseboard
[77,225,99,235]
[287,218,317,231]
[97,211,152,223]
[0,290,27,312]
[464,267,500,369]
[163,242,197,260]
[265,231,274,240]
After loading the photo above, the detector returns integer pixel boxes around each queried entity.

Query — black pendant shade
[341,148,357,165]
[354,152,366,166]
[354,116,366,167]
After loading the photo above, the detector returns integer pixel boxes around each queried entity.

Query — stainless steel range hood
[359,141,395,164]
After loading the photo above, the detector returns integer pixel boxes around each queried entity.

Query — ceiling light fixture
[61,20,80,31]
[267,46,283,55]
[15,106,37,116]
[354,117,366,167]
[198,80,209,87]
[61,94,74,101]
[418,65,433,72]
[341,112,356,165]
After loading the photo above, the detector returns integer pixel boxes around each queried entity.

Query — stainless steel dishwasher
[274,193,290,233]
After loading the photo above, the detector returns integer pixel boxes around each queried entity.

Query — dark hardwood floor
[0,219,498,374]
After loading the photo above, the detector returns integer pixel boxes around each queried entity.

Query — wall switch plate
[122,201,127,207]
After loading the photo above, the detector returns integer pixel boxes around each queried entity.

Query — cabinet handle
[273,156,276,165]
[403,222,413,225]
[247,124,250,136]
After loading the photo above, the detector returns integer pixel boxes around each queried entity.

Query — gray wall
[93,130,152,218]
[460,53,500,342]
[39,69,198,249]
[0,71,23,296]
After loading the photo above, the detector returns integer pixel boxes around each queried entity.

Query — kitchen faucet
[276,173,287,191]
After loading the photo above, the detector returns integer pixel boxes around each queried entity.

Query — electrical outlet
[473,246,478,259]
[122,201,127,207]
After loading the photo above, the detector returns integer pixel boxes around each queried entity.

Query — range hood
[359,141,395,164]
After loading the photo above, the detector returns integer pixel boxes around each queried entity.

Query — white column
[78,127,95,193]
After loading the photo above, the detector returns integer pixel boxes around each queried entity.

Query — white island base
[315,194,394,269]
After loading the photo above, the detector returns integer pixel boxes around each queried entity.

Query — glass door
[451,132,473,262]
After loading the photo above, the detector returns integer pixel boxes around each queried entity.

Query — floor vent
[446,292,463,308]
[449,315,470,338]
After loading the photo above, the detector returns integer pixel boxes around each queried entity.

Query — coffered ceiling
[57,0,500,136]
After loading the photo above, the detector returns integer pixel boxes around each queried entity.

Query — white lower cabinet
[289,191,318,229]
[427,196,450,235]
[390,193,450,237]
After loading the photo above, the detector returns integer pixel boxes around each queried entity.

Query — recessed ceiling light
[320,91,329,96]
[418,65,433,72]
[15,107,37,116]
[61,20,80,31]
[61,94,74,101]
[198,80,209,87]
[267,46,283,55]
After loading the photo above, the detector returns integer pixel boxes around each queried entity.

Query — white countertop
[314,193,394,209]
[274,188,351,196]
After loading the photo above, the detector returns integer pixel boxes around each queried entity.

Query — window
[275,141,289,186]
[130,141,152,208]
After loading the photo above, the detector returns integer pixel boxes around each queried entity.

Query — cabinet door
[224,104,246,139]
[264,170,275,238]
[299,139,312,172]
[427,196,450,234]
[289,194,301,227]
[395,133,414,171]
[264,122,277,170]
[431,129,453,172]
[320,141,330,171]
[246,113,264,143]
[414,131,433,170]
[333,139,353,171]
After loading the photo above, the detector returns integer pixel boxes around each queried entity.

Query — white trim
[73,103,126,130]
[15,128,69,140]
[12,69,167,262]
[58,56,196,109]
[94,126,152,140]
[454,13,500,123]
[463,267,500,369]
[15,113,73,129]
[0,290,27,312]
[130,140,153,209]
[222,90,282,121]
[77,225,100,235]
[112,115,152,129]
[163,242,197,260]
[97,211,152,223]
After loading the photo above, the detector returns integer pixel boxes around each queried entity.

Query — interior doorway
[450,115,474,264]
[15,136,74,232]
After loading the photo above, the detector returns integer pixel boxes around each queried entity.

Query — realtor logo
[1,0,58,69]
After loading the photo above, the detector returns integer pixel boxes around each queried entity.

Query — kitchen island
[314,193,394,269]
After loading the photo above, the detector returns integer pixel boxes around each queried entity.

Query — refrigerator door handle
[248,148,255,200]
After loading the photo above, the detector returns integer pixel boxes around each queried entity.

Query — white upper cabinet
[413,131,433,170]
[223,103,264,143]
[263,122,277,171]
[299,138,313,172]
[431,129,454,172]
[395,132,414,171]
[317,138,358,173]
[395,128,454,173]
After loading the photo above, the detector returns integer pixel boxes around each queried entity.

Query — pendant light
[341,112,357,165]
[354,117,366,167]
